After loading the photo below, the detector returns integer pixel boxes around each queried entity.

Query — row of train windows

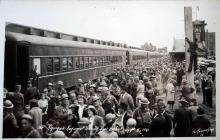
[132,55,147,60]
[46,56,123,74]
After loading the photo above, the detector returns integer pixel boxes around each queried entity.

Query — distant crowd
[3,56,215,138]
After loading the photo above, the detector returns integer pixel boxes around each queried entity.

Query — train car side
[5,31,126,92]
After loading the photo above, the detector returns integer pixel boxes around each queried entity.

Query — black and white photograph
[0,0,219,138]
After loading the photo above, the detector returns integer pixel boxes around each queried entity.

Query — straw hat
[57,81,64,86]
[61,94,69,100]
[48,83,53,86]
[140,97,150,105]
[4,100,14,109]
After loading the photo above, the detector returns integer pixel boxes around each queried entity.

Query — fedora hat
[21,114,33,123]
[178,98,189,105]
[4,100,14,109]
[78,79,83,83]
[140,97,150,104]
[61,94,69,100]
[92,96,100,103]
[57,81,64,86]
[48,83,53,86]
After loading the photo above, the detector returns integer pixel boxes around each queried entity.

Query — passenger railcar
[4,23,163,92]
[4,23,126,92]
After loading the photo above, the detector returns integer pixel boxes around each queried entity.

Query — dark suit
[163,111,173,137]
[148,114,166,137]
[191,115,211,136]
[24,87,40,105]
[174,108,193,137]
[202,79,208,104]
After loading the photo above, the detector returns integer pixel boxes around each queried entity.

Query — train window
[85,56,89,68]
[89,56,93,68]
[75,57,80,70]
[93,56,97,67]
[33,58,41,74]
[97,56,100,66]
[101,56,104,66]
[68,57,73,70]
[54,58,60,72]
[106,56,109,64]
[119,56,122,62]
[104,56,108,65]
[79,56,84,69]
[46,58,53,73]
[62,57,68,72]
[100,56,103,66]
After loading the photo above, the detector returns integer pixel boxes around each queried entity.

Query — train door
[126,50,130,65]
[17,44,29,93]
[4,41,17,91]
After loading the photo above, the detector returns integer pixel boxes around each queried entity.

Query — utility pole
[184,7,195,88]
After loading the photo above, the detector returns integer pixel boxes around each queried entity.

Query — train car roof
[129,48,157,54]
[6,31,127,51]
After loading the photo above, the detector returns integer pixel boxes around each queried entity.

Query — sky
[0,0,219,52]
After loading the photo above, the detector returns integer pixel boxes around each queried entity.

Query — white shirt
[78,105,86,119]
[89,116,95,130]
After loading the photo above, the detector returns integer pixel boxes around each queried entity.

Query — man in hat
[87,85,98,105]
[191,107,211,136]
[119,82,135,111]
[133,97,151,130]
[55,81,67,96]
[75,78,85,96]
[117,103,132,130]
[3,100,19,138]
[12,84,25,122]
[205,75,214,108]
[69,91,78,107]
[24,81,40,105]
[47,83,55,98]
[173,99,193,137]
[148,100,170,137]
[54,94,73,129]
[157,100,173,137]
[19,114,41,138]
[97,113,118,138]
[101,87,119,114]
[109,79,121,101]
[100,72,110,86]
[92,96,105,117]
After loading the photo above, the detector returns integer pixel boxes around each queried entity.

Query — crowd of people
[3,56,215,138]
